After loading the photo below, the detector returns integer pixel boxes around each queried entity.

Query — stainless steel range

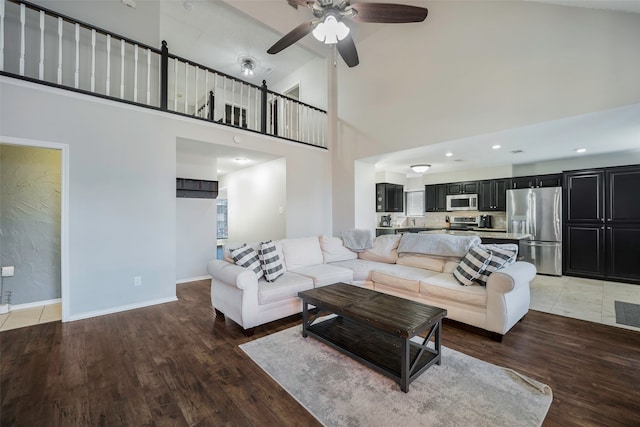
[449,216,479,230]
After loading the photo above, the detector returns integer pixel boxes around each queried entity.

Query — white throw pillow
[319,236,357,263]
[358,234,402,264]
[258,240,284,282]
[231,245,264,280]
[281,236,324,270]
[475,244,518,286]
[453,246,493,286]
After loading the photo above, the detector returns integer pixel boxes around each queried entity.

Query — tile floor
[0,276,639,333]
[0,302,62,332]
[530,275,640,332]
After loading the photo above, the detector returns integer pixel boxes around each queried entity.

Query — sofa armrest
[207,259,258,291]
[486,261,536,294]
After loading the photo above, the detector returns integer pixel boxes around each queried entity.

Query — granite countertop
[420,229,531,240]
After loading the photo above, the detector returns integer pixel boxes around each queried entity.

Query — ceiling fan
[267,0,428,68]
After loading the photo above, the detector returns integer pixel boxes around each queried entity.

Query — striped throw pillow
[475,244,518,286]
[453,246,493,286]
[258,240,284,282]
[231,245,264,280]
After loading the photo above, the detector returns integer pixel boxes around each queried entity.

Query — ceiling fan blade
[350,3,428,23]
[337,34,359,68]
[267,20,315,55]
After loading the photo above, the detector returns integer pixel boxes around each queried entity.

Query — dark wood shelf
[176,178,218,199]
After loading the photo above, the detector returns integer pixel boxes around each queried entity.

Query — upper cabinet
[478,178,510,211]
[376,183,404,212]
[425,184,447,212]
[511,173,562,189]
[564,170,605,223]
[446,181,478,195]
[176,178,218,199]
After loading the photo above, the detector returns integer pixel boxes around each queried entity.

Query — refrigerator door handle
[524,241,561,247]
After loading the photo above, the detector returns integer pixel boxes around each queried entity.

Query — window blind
[406,191,424,216]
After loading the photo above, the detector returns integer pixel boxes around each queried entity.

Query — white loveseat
[206,233,536,340]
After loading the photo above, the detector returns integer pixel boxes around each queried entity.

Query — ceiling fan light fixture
[411,164,431,174]
[240,59,255,76]
[312,15,350,44]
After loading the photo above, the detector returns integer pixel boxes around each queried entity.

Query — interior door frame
[0,135,70,322]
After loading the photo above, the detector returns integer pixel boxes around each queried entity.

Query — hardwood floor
[1,279,639,426]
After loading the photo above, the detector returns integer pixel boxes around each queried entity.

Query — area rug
[615,301,640,328]
[240,325,553,427]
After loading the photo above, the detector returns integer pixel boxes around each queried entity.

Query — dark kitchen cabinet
[478,178,510,211]
[511,174,562,189]
[376,183,404,212]
[606,226,640,282]
[176,178,218,199]
[564,170,605,223]
[447,181,478,195]
[606,166,640,223]
[425,184,447,212]
[564,224,606,277]
[563,165,640,283]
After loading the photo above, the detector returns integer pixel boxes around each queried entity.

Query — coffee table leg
[401,337,410,393]
[302,301,308,338]
[435,319,442,365]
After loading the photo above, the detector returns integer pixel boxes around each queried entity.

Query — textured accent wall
[0,144,61,304]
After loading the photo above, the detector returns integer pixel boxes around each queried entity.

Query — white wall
[0,145,61,304]
[270,57,329,110]
[1,76,332,320]
[224,158,287,244]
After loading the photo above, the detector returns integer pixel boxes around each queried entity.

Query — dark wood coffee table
[298,283,447,392]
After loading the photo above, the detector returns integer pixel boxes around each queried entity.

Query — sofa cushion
[281,237,323,270]
[358,234,402,264]
[371,264,439,293]
[453,246,493,286]
[420,273,487,308]
[258,240,285,282]
[258,272,314,305]
[398,233,481,257]
[475,244,518,286]
[396,254,446,272]
[443,258,462,274]
[290,264,354,288]
[231,245,264,280]
[328,259,387,281]
[319,236,357,263]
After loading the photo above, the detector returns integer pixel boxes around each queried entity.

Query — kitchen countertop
[419,230,531,240]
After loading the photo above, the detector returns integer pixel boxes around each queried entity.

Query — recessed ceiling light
[445,152,453,157]
[492,145,501,150]
[576,148,587,153]
[234,157,250,164]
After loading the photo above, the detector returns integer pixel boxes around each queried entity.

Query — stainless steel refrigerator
[507,187,562,276]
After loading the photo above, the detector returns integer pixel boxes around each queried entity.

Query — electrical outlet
[1,266,15,277]
[134,276,142,287]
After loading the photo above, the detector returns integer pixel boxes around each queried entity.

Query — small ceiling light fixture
[492,144,501,149]
[576,148,587,153]
[312,14,350,44]
[445,152,453,157]
[411,164,431,174]
[240,59,255,77]
[234,157,251,164]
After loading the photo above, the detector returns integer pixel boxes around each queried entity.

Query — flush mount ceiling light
[492,144,501,149]
[445,152,453,157]
[576,148,587,153]
[410,164,431,174]
[312,14,350,45]
[240,59,255,77]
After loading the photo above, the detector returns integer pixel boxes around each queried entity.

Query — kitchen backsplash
[377,211,507,229]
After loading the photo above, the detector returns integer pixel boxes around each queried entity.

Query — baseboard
[9,298,62,311]
[176,275,211,284]
[65,296,178,322]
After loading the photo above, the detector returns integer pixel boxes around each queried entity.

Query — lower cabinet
[564,224,605,277]
[606,226,640,283]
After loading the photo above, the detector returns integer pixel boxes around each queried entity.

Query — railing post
[260,79,268,134]
[208,91,215,121]
[160,40,168,110]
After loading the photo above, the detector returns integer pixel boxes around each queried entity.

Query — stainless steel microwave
[446,194,478,211]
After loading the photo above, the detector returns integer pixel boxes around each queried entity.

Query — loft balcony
[0,0,328,149]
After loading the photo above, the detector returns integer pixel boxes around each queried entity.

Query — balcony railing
[0,0,327,148]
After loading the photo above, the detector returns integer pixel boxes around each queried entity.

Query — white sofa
[207,233,536,340]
